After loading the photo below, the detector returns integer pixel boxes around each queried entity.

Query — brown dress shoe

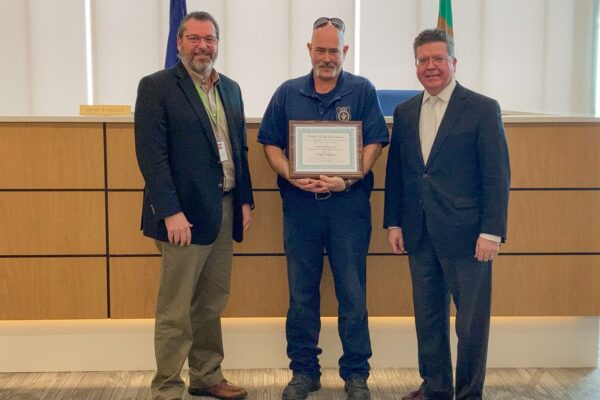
[188,380,248,399]
[401,390,426,400]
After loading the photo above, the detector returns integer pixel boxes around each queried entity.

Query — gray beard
[190,58,214,75]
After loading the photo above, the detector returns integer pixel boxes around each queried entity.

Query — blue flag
[164,0,187,68]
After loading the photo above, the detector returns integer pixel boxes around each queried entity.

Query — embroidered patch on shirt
[336,106,351,121]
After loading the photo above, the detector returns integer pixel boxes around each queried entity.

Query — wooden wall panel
[506,123,600,188]
[114,123,600,192]
[371,144,390,189]
[369,191,600,254]
[0,192,105,255]
[108,192,158,255]
[0,123,104,189]
[108,256,289,319]
[493,256,600,316]
[315,256,413,317]
[250,123,600,191]
[2,120,598,320]
[106,189,600,256]
[109,191,285,255]
[370,191,391,254]
[365,256,413,316]
[324,255,600,317]
[0,258,107,319]
[107,124,282,191]
[233,191,284,254]
[106,123,143,189]
[105,254,600,318]
[226,256,411,318]
[503,191,600,252]
[108,255,413,319]
[224,256,289,317]
[246,125,278,189]
[109,257,160,319]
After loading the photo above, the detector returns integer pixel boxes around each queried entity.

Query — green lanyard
[195,84,222,129]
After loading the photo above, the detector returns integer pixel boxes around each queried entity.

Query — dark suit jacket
[134,62,253,245]
[383,83,510,256]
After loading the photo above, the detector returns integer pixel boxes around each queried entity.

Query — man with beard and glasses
[258,17,389,400]
[135,11,253,400]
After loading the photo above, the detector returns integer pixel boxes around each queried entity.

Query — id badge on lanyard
[197,84,228,162]
[217,139,229,162]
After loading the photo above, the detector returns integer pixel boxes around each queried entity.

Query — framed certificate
[288,120,363,179]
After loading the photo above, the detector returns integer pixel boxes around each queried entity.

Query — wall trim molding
[0,317,597,372]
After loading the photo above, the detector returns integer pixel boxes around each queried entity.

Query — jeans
[282,188,373,380]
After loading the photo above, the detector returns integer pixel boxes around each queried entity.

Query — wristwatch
[344,179,352,192]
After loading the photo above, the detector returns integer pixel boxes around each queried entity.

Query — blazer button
[218,183,223,188]
[422,173,428,178]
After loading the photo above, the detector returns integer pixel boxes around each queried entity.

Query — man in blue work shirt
[258,17,389,400]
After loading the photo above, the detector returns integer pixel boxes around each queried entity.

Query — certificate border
[289,120,363,179]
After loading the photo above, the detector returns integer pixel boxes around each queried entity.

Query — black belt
[223,190,233,196]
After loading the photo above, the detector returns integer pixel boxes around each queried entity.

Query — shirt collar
[422,78,456,104]
[181,58,220,89]
[300,70,348,98]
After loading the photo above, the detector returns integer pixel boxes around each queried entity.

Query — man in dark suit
[383,29,510,400]
[135,11,253,400]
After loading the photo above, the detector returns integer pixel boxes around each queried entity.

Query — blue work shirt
[258,70,389,194]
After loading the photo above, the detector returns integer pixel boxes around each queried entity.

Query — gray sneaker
[282,373,321,400]
[344,376,371,400]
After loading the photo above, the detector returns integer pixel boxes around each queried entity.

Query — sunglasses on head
[313,17,345,33]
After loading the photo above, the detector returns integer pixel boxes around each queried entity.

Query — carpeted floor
[0,367,598,400]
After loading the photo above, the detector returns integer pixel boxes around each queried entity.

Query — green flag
[437,0,453,37]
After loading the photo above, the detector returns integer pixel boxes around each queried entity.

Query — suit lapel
[425,83,467,168]
[405,95,426,169]
[174,63,220,159]
[216,81,241,159]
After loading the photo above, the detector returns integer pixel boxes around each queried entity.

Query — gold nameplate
[80,105,132,116]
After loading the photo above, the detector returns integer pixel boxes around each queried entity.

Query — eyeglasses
[415,56,452,67]
[185,34,218,46]
[313,17,345,33]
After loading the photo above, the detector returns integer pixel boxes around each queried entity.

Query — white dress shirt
[419,79,456,163]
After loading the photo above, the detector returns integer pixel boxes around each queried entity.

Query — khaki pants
[151,196,233,400]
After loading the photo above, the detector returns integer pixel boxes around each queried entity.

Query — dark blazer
[383,83,510,256]
[134,62,253,245]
